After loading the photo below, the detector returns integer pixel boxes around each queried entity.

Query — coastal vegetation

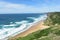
[9,12,60,40]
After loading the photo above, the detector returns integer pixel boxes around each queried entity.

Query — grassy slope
[10,12,60,40]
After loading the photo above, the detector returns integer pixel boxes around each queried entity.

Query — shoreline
[8,15,48,40]
[1,15,47,40]
[9,21,49,40]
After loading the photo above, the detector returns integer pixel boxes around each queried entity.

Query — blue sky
[0,0,60,13]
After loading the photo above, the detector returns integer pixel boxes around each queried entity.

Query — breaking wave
[0,14,47,39]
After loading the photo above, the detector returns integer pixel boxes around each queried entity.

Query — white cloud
[0,1,60,13]
[0,1,42,13]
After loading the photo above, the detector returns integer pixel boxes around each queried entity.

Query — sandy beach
[9,21,49,40]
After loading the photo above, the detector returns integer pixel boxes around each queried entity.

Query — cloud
[0,1,42,13]
[0,1,60,13]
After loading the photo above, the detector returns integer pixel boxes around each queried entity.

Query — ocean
[0,13,47,39]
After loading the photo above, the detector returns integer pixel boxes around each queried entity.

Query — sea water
[0,13,47,39]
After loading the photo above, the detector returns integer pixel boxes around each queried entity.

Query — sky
[0,0,60,13]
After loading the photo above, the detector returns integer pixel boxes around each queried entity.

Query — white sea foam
[15,20,28,24]
[27,15,47,21]
[3,24,15,26]
[0,20,29,39]
[0,15,47,40]
[0,28,14,38]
